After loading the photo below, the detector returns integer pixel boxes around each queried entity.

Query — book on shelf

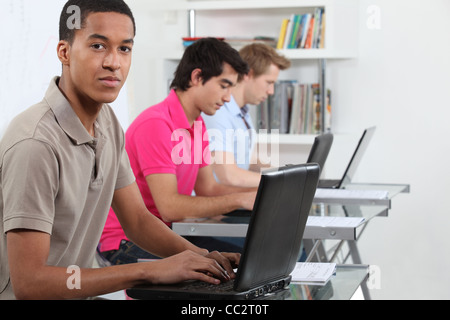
[256,81,331,135]
[277,8,325,50]
[277,19,290,49]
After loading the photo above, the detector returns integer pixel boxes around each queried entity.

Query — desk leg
[304,239,328,262]
[347,240,371,300]
[329,240,345,262]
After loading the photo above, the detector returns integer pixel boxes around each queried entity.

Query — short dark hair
[171,38,249,91]
[59,0,136,44]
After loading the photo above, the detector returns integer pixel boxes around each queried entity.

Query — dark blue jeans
[100,240,160,265]
[101,237,244,266]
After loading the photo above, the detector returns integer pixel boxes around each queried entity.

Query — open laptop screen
[341,126,376,187]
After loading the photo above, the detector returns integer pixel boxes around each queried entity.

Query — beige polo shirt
[0,77,135,299]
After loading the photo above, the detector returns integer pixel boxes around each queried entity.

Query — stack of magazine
[256,81,331,134]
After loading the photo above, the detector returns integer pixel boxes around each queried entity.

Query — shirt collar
[167,89,201,130]
[227,95,249,118]
[45,77,111,145]
[241,104,250,117]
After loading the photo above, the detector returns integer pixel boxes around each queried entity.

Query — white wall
[127,0,450,299]
[0,0,130,137]
[333,0,450,300]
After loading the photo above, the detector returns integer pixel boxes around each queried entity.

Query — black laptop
[126,163,320,300]
[307,133,334,177]
[225,133,333,218]
[318,127,376,189]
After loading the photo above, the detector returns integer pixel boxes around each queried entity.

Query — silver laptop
[318,127,376,189]
[126,163,320,300]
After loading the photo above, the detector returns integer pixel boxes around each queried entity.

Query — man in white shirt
[203,43,291,187]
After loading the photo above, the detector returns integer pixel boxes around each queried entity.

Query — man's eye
[120,46,132,53]
[92,44,105,50]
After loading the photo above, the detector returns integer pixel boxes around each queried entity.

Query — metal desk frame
[172,183,409,300]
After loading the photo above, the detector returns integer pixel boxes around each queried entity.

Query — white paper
[315,188,389,200]
[291,262,336,283]
[307,216,365,228]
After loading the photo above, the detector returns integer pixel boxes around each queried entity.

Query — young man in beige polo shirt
[0,0,239,300]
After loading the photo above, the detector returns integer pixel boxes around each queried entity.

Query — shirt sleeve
[114,144,136,191]
[2,139,58,235]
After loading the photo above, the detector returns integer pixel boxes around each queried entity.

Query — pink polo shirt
[100,90,211,252]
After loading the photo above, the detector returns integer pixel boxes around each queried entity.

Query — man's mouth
[100,77,121,88]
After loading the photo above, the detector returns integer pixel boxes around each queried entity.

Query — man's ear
[244,69,254,82]
[190,68,203,87]
[57,40,70,66]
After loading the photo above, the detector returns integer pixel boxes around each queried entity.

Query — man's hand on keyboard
[205,251,240,280]
[141,250,239,285]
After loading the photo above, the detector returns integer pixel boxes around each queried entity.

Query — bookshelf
[156,0,358,59]
[150,0,359,146]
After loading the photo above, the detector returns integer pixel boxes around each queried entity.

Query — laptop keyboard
[182,280,235,292]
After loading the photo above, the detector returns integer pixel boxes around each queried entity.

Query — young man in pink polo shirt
[100,38,257,264]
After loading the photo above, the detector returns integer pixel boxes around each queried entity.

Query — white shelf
[257,133,317,145]
[160,0,334,11]
[278,49,357,60]
[164,48,356,61]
